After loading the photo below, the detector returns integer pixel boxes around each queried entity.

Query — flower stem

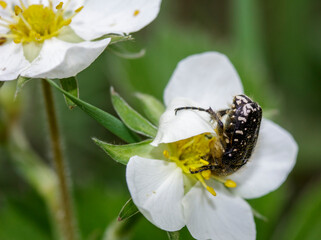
[41,79,78,240]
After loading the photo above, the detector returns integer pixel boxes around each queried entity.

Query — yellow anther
[189,167,197,172]
[206,186,217,196]
[163,150,169,159]
[133,9,140,16]
[14,5,22,15]
[0,1,7,9]
[201,170,212,180]
[224,179,237,188]
[75,6,84,13]
[56,2,64,10]
[63,19,72,26]
[0,37,6,45]
[200,159,209,165]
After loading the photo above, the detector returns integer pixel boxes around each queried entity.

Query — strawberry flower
[0,0,161,80]
[126,52,298,240]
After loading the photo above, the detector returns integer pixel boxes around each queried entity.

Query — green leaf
[167,231,180,240]
[93,139,164,165]
[118,198,139,221]
[46,79,139,143]
[15,76,32,99]
[111,88,157,138]
[0,81,4,89]
[135,92,165,126]
[59,77,79,109]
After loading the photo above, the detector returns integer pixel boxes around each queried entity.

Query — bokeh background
[1,0,321,239]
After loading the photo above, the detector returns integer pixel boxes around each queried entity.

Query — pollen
[0,0,84,44]
[163,133,239,196]
[224,179,237,188]
[133,10,140,16]
[0,1,7,9]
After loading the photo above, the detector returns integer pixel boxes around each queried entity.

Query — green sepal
[108,45,146,59]
[118,198,139,221]
[111,88,157,138]
[15,76,32,99]
[167,231,180,240]
[135,92,165,126]
[93,33,133,45]
[22,42,43,62]
[46,79,139,143]
[107,34,133,45]
[59,77,79,109]
[56,26,83,43]
[93,138,164,165]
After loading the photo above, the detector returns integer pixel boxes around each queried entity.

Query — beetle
[174,94,262,176]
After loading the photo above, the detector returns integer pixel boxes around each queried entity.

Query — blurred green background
[1,0,321,239]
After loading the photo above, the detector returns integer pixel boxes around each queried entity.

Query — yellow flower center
[163,133,237,196]
[0,0,83,44]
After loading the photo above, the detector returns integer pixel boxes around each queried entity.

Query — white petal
[164,52,244,110]
[0,42,30,81]
[71,0,162,40]
[230,118,298,199]
[182,181,256,240]
[151,97,216,146]
[126,156,185,231]
[21,38,110,79]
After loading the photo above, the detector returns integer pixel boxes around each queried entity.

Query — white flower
[0,0,161,80]
[126,52,298,240]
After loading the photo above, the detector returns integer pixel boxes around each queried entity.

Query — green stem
[41,79,78,240]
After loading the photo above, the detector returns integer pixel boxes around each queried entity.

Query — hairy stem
[41,79,78,240]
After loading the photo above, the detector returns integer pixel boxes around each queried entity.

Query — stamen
[224,179,237,188]
[0,1,7,9]
[0,16,15,25]
[201,170,211,180]
[163,150,170,159]
[212,175,237,188]
[14,6,22,15]
[0,33,17,38]
[200,159,209,165]
[48,0,53,9]
[195,173,216,196]
[133,10,140,16]
[75,6,84,13]
[0,37,6,45]
[2,1,82,44]
[56,2,63,10]
[19,0,26,10]
[17,12,32,30]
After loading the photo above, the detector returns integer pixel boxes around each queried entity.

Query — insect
[174,94,262,176]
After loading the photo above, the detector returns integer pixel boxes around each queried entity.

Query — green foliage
[1,0,320,239]
[111,88,157,138]
[47,79,139,143]
[134,92,165,126]
[118,198,139,221]
[167,231,180,240]
[15,76,32,99]
[93,139,164,165]
[272,178,321,240]
[60,77,79,109]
